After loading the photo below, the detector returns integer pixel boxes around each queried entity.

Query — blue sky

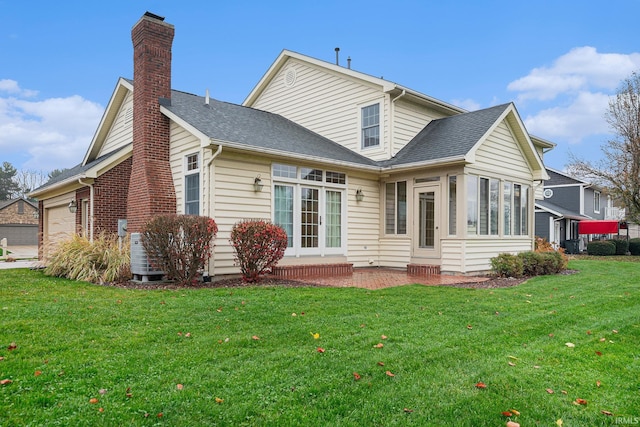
[2,0,640,174]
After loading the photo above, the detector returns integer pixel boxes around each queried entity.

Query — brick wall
[0,200,38,225]
[94,158,132,234]
[127,13,177,232]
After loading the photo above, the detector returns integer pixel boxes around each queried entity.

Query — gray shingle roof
[383,103,511,167]
[536,199,591,220]
[161,90,379,167]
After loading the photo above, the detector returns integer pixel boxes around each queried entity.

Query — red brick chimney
[127,12,177,232]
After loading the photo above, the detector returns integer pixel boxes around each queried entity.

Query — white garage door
[45,205,75,255]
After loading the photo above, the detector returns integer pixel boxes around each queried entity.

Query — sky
[2,0,640,175]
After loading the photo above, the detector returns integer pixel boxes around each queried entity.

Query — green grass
[1,260,639,426]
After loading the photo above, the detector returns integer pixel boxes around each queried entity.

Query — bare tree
[12,169,50,199]
[568,72,640,224]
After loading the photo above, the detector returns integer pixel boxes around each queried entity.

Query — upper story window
[361,104,380,148]
[184,153,199,215]
[594,191,601,213]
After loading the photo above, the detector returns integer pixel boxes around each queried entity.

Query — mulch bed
[109,270,578,291]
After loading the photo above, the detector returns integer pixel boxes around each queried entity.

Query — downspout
[390,89,407,159]
[206,144,222,218]
[78,178,94,242]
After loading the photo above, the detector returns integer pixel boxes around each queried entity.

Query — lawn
[1,260,638,426]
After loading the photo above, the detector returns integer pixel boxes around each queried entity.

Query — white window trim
[358,99,385,152]
[184,152,200,215]
[593,190,601,213]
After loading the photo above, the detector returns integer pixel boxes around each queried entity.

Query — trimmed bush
[630,238,640,256]
[586,240,616,256]
[230,219,288,283]
[490,253,523,278]
[538,251,565,275]
[608,238,629,255]
[142,214,218,285]
[44,233,131,284]
[535,236,569,270]
[518,251,544,276]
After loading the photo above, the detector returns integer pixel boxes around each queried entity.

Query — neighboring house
[31,12,554,277]
[535,168,625,253]
[0,198,39,245]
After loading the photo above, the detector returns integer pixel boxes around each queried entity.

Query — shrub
[44,233,131,284]
[586,240,616,256]
[230,219,288,283]
[629,238,640,256]
[518,251,544,276]
[142,215,218,285]
[608,238,629,255]
[538,251,565,275]
[490,253,523,278]
[535,236,568,270]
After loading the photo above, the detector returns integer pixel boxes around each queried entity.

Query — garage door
[0,224,38,245]
[45,205,75,254]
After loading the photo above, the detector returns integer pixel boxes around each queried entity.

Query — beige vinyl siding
[441,238,532,274]
[251,59,390,160]
[169,123,201,214]
[98,92,133,156]
[379,238,411,268]
[209,154,272,276]
[392,100,446,156]
[346,174,380,267]
[470,122,532,181]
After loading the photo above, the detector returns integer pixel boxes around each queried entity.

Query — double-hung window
[385,181,407,234]
[468,175,526,236]
[273,164,346,256]
[361,104,380,148]
[184,153,200,215]
[594,191,601,213]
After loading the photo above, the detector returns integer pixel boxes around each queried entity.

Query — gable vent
[284,68,297,87]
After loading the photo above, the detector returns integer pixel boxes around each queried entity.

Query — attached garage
[0,224,38,245]
[43,201,76,257]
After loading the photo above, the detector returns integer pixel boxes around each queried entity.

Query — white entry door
[413,185,440,259]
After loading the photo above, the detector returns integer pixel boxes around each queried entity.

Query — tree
[13,169,49,199]
[568,71,640,224]
[0,162,20,201]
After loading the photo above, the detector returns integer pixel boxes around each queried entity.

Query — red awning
[578,220,619,234]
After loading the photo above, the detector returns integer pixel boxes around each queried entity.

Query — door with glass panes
[413,185,440,258]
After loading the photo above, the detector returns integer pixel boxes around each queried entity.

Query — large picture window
[385,181,407,234]
[184,153,199,215]
[467,175,528,237]
[272,164,345,256]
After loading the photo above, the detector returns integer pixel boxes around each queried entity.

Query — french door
[413,185,440,258]
[275,184,344,256]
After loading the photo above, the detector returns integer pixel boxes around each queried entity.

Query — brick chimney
[127,12,177,232]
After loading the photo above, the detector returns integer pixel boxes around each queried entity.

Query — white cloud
[0,85,103,171]
[451,98,481,111]
[508,46,640,101]
[523,91,611,143]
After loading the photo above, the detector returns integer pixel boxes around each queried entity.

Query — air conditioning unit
[130,232,165,282]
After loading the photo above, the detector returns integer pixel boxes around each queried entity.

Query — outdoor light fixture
[355,188,364,202]
[68,200,78,213]
[254,175,264,192]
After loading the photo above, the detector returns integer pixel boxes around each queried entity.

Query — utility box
[117,219,127,238]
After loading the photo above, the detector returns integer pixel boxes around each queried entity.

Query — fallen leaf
[546,388,554,394]
[595,351,602,356]
[586,330,592,335]
[548,333,554,337]
[574,398,588,405]
[467,324,473,330]
[561,390,568,395]
[7,342,17,351]
[0,356,4,361]
[381,335,388,340]
[215,397,224,404]
[373,343,384,348]
[508,362,516,367]
[0,379,12,385]
[502,411,513,417]
[510,409,521,416]
[507,422,520,427]
[475,382,487,389]
[600,337,606,342]
[34,370,42,377]
[157,413,163,418]
[176,383,184,390]
[252,335,260,340]
[291,313,297,316]
[403,408,413,413]
[99,388,107,395]
[533,365,541,369]
[596,380,601,387]
[185,332,191,338]
[89,398,99,404]
[601,410,613,416]
[317,347,325,353]
[98,407,104,413]
[565,342,575,348]
[385,371,395,377]
[311,332,320,339]
[612,329,618,334]
[377,361,385,366]
[556,419,563,427]
[353,372,361,381]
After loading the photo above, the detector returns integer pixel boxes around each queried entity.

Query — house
[0,198,39,246]
[535,168,626,253]
[30,12,553,277]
